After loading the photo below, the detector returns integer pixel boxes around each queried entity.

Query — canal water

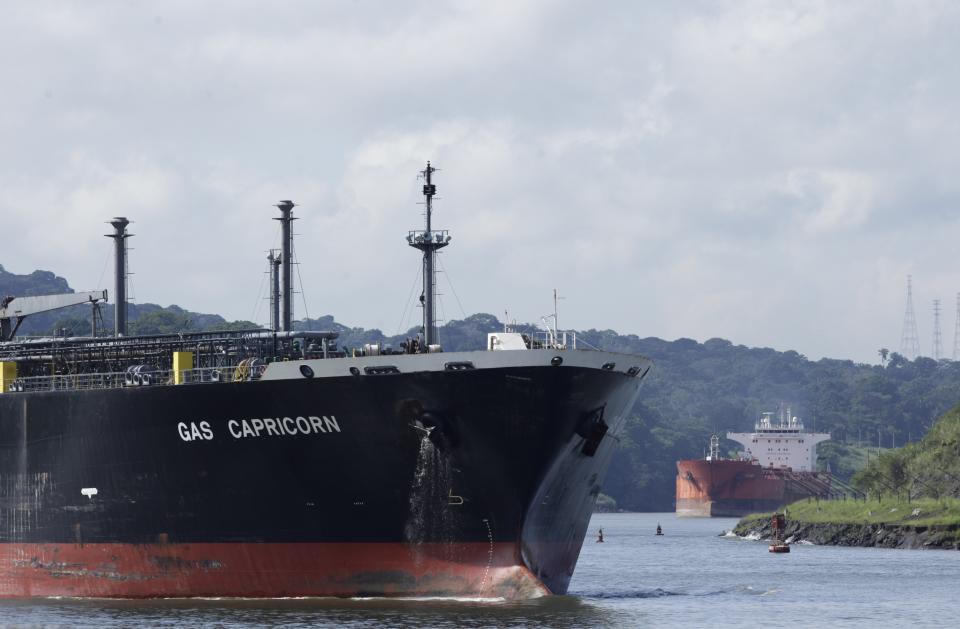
[1,512,957,627]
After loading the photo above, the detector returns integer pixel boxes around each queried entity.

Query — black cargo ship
[0,164,650,598]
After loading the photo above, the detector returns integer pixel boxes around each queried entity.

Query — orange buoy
[768,513,790,553]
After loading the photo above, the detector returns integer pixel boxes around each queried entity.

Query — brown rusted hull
[675,459,831,517]
[0,542,549,598]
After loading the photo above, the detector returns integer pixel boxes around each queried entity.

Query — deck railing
[5,364,261,394]
[528,330,577,350]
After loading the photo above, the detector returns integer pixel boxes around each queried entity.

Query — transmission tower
[953,293,960,361]
[899,275,920,359]
[932,299,942,360]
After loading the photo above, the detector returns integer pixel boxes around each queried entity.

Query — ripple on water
[574,587,682,599]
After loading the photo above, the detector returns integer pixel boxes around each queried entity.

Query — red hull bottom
[675,497,787,518]
[675,459,832,517]
[0,542,549,599]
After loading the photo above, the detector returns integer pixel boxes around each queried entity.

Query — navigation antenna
[899,275,920,359]
[406,161,451,349]
[553,288,563,346]
[707,435,720,461]
[953,293,960,360]
[932,299,942,360]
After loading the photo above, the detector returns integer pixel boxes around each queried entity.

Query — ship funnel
[273,200,296,331]
[105,217,131,337]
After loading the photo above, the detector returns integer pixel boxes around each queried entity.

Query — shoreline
[732,499,960,550]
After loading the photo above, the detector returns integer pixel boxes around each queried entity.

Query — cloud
[1,1,959,362]
[786,169,877,234]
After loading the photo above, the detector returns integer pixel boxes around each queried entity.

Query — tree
[47,317,92,337]
[128,311,192,335]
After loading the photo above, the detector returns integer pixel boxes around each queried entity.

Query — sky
[1,1,959,364]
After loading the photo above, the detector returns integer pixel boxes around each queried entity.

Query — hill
[0,265,255,336]
[0,264,72,296]
[853,403,960,500]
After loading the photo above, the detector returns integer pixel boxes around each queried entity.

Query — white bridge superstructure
[727,408,830,472]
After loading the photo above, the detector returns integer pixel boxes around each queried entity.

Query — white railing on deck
[7,365,258,394]
[530,330,577,350]
[15,371,136,393]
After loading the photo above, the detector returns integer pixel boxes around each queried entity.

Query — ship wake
[574,584,780,599]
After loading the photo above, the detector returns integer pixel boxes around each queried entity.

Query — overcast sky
[1,1,958,363]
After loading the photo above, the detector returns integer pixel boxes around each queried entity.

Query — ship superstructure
[727,408,831,472]
[0,163,651,598]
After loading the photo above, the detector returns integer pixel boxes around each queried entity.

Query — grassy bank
[739,497,960,529]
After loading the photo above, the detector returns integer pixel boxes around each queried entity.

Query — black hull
[0,351,644,597]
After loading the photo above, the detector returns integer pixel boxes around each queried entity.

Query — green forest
[5,265,960,512]
[854,402,960,501]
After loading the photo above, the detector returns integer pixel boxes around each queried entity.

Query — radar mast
[406,161,451,348]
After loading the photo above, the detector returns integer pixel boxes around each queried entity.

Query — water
[1,513,958,627]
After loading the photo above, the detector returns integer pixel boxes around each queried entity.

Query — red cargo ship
[676,409,832,517]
